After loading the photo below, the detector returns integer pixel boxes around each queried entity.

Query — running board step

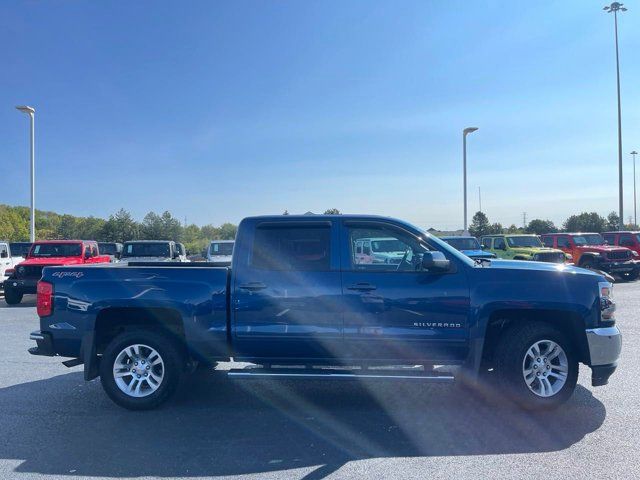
[227,369,454,382]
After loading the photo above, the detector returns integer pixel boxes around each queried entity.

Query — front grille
[606,250,631,261]
[536,252,565,263]
[16,266,44,279]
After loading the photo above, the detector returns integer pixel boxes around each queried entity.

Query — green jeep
[480,234,568,263]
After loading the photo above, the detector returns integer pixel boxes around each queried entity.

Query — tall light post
[632,150,638,227]
[463,127,478,233]
[16,106,36,242]
[603,2,627,230]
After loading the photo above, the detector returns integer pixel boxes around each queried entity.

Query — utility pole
[631,150,637,227]
[522,212,527,229]
[462,127,479,233]
[604,2,628,230]
[478,187,482,212]
[16,106,36,242]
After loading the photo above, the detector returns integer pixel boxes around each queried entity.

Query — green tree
[140,212,164,239]
[563,212,607,233]
[506,224,522,234]
[468,211,490,237]
[606,211,620,231]
[526,219,557,235]
[101,209,139,242]
[218,223,238,240]
[160,211,182,241]
[324,208,341,215]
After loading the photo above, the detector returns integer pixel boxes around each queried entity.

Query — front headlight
[565,253,573,261]
[632,250,639,258]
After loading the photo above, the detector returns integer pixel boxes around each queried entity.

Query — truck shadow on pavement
[0,370,606,478]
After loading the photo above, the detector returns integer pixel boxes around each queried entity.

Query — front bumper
[598,260,638,275]
[3,278,37,295]
[586,326,622,386]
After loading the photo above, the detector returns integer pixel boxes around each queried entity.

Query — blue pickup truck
[29,215,621,410]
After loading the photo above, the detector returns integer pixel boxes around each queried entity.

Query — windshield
[209,242,234,256]
[443,237,481,251]
[98,243,118,255]
[572,234,604,246]
[371,239,406,253]
[122,242,171,258]
[30,243,82,257]
[507,236,543,248]
[9,242,32,256]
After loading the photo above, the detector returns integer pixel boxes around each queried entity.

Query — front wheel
[4,288,23,305]
[100,330,184,410]
[494,322,578,410]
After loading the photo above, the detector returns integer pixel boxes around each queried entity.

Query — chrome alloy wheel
[522,339,568,398]
[113,344,164,398]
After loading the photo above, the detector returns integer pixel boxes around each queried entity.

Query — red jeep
[3,240,110,305]
[541,232,639,281]
[603,231,640,257]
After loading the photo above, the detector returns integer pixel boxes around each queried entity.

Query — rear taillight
[37,281,53,317]
[5,268,14,277]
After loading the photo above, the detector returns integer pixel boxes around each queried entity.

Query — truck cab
[440,236,496,260]
[119,240,183,264]
[97,242,123,262]
[206,240,234,265]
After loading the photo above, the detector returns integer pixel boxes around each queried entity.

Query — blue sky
[1,1,639,230]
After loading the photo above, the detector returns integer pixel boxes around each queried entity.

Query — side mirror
[84,251,91,259]
[0,251,7,258]
[173,251,180,259]
[421,251,451,272]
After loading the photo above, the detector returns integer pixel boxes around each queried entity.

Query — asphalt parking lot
[0,285,638,480]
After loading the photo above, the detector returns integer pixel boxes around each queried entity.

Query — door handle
[347,283,377,291]
[239,282,267,291]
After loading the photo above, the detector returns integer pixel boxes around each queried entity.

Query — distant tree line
[0,205,237,255]
[468,210,637,238]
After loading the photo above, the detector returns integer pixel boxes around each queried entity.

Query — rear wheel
[494,322,578,410]
[100,330,184,410]
[4,288,23,305]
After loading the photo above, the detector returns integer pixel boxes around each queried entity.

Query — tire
[100,330,184,410]
[580,258,595,270]
[493,322,578,410]
[4,288,23,305]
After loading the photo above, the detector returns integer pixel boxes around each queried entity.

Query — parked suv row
[541,232,639,281]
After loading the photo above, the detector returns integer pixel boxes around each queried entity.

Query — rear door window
[557,236,570,248]
[251,225,331,271]
[619,234,635,247]
[542,236,554,247]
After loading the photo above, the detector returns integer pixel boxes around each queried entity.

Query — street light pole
[463,127,479,233]
[632,150,638,227]
[604,2,628,230]
[16,106,36,242]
